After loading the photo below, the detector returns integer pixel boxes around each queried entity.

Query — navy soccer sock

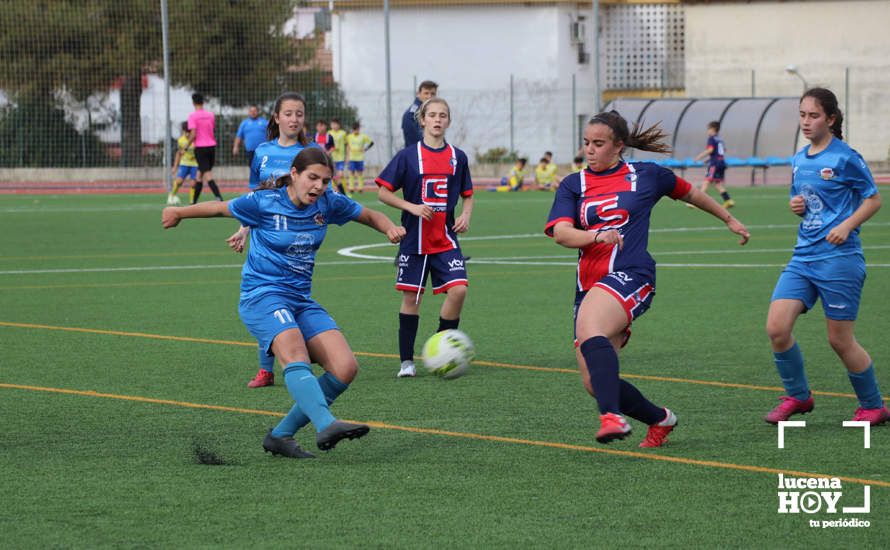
[399,313,420,362]
[190,181,203,204]
[618,379,665,425]
[579,336,621,415]
[438,317,460,332]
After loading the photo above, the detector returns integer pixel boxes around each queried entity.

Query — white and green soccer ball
[421,329,475,380]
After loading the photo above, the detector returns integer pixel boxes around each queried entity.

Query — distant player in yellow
[329,118,348,194]
[534,152,559,190]
[345,121,374,194]
[168,122,199,205]
[571,155,586,172]
[492,157,528,192]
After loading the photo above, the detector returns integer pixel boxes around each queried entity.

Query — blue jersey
[376,141,473,255]
[790,138,877,260]
[402,97,423,148]
[236,117,269,152]
[228,187,363,300]
[707,135,725,164]
[249,140,316,189]
[545,162,691,291]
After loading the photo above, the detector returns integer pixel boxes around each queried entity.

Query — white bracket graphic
[777,420,806,449]
[842,421,871,449]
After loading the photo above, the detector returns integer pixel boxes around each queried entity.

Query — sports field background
[2,187,888,547]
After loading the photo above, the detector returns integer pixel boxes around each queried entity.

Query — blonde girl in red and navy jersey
[545,111,750,446]
[376,97,474,378]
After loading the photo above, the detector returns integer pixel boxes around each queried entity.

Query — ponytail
[588,110,672,155]
[801,87,844,141]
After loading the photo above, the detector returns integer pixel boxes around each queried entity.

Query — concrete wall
[685,0,890,161]
[331,5,595,164]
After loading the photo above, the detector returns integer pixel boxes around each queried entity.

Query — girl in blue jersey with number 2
[546,111,749,447]
[163,147,406,458]
[228,92,312,389]
[765,88,888,426]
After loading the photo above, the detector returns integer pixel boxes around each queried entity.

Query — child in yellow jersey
[329,118,348,194]
[345,121,374,195]
[534,155,559,190]
[492,158,528,192]
[168,121,199,205]
[571,155,586,172]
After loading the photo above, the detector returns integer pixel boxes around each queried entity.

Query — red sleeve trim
[460,189,474,198]
[375,178,395,191]
[670,176,693,200]
[544,216,575,237]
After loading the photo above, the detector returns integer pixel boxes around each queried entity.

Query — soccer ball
[421,329,475,380]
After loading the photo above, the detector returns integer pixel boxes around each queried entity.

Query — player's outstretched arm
[826,193,881,245]
[377,186,433,220]
[162,201,233,229]
[355,207,405,243]
[551,221,623,250]
[682,188,750,245]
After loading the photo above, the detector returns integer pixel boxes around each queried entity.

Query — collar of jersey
[420,140,449,153]
[586,161,625,177]
[804,137,836,160]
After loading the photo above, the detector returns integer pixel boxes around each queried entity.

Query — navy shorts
[348,160,365,172]
[573,270,656,347]
[771,255,866,321]
[238,292,339,356]
[706,161,726,182]
[395,249,468,295]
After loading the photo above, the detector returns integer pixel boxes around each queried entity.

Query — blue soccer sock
[579,336,621,415]
[399,313,420,362]
[618,379,665,425]
[773,342,810,401]
[848,364,884,409]
[272,372,349,437]
[282,362,336,433]
[258,344,274,373]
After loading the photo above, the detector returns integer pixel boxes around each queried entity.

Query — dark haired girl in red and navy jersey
[546,111,750,446]
[376,97,474,378]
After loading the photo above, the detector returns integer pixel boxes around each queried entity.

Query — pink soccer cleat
[851,406,890,426]
[596,412,632,444]
[247,369,274,388]
[764,395,814,424]
[639,408,678,448]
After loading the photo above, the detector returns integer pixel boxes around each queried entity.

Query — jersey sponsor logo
[607,271,633,285]
[580,195,630,231]
[285,233,316,275]
[422,176,449,210]
[821,167,835,180]
[801,185,824,230]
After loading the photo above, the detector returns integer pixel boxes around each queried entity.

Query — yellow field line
[1,381,886,489]
[0,320,874,401]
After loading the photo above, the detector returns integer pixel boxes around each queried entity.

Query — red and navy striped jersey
[376,141,473,254]
[707,135,725,163]
[545,162,692,291]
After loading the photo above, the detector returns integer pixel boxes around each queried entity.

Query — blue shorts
[348,160,365,172]
[771,255,865,321]
[176,165,198,180]
[238,292,339,356]
[573,270,656,347]
[396,249,468,295]
[334,161,345,172]
[706,161,726,182]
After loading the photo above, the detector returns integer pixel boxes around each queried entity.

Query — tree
[0,1,356,167]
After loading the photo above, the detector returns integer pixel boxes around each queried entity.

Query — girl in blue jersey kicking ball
[375,97,474,378]
[765,88,888,426]
[163,147,406,458]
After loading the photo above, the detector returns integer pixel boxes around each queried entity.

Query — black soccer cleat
[316,420,370,451]
[262,429,316,459]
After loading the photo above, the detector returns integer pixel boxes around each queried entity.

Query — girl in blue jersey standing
[546,111,749,446]
[376,97,474,378]
[228,92,313,389]
[765,88,888,426]
[163,147,406,458]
